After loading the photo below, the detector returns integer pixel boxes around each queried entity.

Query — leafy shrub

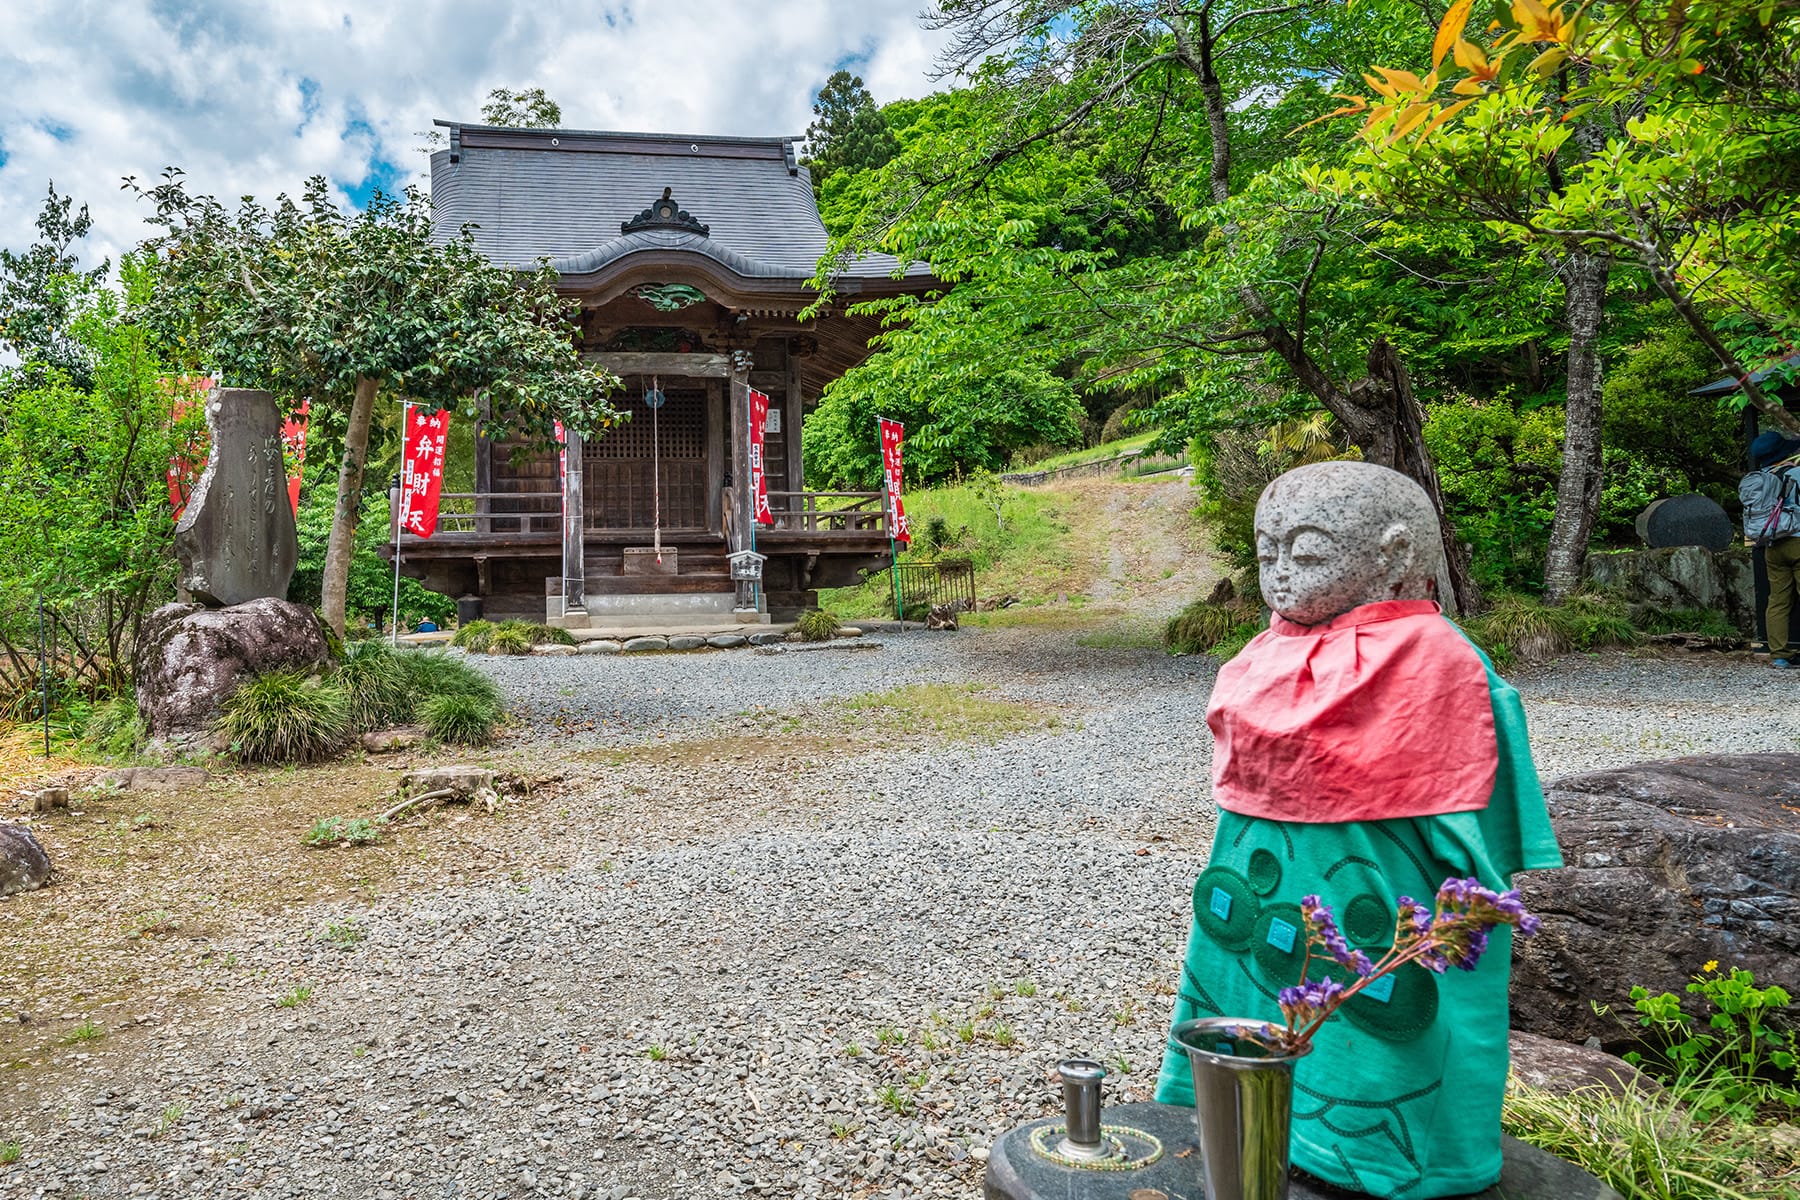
[1635,606,1738,639]
[795,609,842,642]
[332,641,411,731]
[1623,964,1798,1122]
[487,627,534,655]
[214,671,352,765]
[1164,599,1262,657]
[421,693,501,745]
[450,619,497,652]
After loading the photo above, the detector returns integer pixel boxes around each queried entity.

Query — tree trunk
[1640,251,1800,435]
[1179,17,1476,612]
[1341,339,1481,614]
[1544,248,1609,602]
[320,374,380,637]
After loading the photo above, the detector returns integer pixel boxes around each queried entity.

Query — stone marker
[175,389,299,607]
[622,636,668,652]
[668,635,708,650]
[983,1101,1621,1200]
[135,598,334,737]
[1512,753,1800,1044]
[707,634,748,648]
[0,824,52,897]
[1636,493,1733,553]
[22,787,68,814]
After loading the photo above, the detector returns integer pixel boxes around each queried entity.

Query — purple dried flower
[1277,976,1345,1026]
[1518,913,1542,938]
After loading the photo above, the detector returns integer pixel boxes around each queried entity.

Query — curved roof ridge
[549,230,788,280]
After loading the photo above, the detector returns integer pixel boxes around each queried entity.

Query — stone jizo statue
[1155,461,1563,1198]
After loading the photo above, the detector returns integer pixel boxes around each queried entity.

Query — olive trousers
[1765,536,1800,658]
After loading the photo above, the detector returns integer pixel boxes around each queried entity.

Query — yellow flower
[1703,960,1718,973]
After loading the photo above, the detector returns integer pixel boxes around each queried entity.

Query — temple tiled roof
[428,123,923,285]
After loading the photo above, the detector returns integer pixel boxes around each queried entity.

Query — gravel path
[5,630,1798,1200]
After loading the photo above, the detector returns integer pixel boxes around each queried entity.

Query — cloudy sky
[0,1,948,269]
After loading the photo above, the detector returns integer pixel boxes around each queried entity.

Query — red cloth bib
[1208,599,1498,822]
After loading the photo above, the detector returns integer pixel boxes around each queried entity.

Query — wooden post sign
[728,550,767,582]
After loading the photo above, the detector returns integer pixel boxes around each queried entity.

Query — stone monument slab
[175,388,299,607]
[1636,494,1733,553]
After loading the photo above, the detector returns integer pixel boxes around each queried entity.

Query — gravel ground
[5,629,1799,1200]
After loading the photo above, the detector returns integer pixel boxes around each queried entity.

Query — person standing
[1742,431,1800,667]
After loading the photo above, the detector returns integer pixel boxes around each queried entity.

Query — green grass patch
[842,683,1055,741]
[450,619,497,652]
[421,692,501,746]
[794,609,842,642]
[1459,591,1642,669]
[1163,599,1264,658]
[333,641,413,731]
[1018,433,1158,472]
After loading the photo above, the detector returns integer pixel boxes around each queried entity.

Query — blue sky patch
[342,154,407,209]
[38,121,75,143]
[0,133,8,171]
[295,77,322,136]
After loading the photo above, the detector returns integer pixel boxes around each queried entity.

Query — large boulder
[135,599,335,737]
[0,824,51,897]
[1584,545,1754,632]
[175,388,299,606]
[1511,754,1800,1045]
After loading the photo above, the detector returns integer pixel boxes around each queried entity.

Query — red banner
[281,399,310,515]
[400,402,449,539]
[168,382,308,519]
[749,387,774,526]
[880,417,910,544]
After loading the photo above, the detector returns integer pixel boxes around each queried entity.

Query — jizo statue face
[1254,462,1444,626]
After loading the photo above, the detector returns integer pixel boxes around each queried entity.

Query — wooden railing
[395,492,562,541]
[766,491,888,536]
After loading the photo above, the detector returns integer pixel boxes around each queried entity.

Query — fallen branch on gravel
[379,785,501,822]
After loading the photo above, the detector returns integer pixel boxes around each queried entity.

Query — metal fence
[884,560,977,616]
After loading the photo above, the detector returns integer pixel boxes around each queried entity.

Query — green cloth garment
[1154,648,1563,1199]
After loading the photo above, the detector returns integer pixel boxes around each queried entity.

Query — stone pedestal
[983,1102,1621,1200]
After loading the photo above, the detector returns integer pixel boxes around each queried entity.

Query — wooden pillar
[784,344,804,498]
[706,377,725,535]
[728,349,756,610]
[561,427,586,613]
[474,393,492,535]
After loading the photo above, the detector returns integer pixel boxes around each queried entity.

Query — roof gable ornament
[621,187,710,237]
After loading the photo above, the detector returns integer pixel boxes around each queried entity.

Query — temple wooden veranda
[390,123,933,623]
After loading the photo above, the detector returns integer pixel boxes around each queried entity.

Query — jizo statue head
[1254,461,1444,626]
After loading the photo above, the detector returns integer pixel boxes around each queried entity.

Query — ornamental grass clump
[421,693,501,745]
[486,626,534,656]
[795,609,841,642]
[332,641,412,730]
[450,619,497,652]
[214,671,352,765]
[1235,877,1541,1057]
[391,647,501,706]
[1164,599,1262,658]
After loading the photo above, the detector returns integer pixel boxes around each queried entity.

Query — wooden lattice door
[583,386,710,530]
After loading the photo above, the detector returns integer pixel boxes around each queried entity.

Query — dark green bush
[333,641,412,731]
[421,693,501,745]
[214,671,352,765]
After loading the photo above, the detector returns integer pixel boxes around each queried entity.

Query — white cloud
[0,0,946,269]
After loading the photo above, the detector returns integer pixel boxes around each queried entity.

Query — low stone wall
[1584,545,1756,632]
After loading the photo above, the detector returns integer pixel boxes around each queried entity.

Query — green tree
[803,71,899,186]
[128,172,618,635]
[0,257,192,704]
[0,184,109,387]
[480,87,562,128]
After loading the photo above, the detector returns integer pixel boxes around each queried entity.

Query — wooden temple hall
[396,122,932,623]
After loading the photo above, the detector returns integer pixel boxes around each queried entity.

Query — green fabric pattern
[1154,642,1563,1198]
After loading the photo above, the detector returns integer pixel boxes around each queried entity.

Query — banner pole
[391,402,411,646]
[38,593,49,758]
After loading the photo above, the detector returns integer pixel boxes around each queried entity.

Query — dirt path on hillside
[1058,475,1221,616]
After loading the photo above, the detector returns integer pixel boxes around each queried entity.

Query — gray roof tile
[429,124,922,284]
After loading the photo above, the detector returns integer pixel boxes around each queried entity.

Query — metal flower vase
[1172,1016,1312,1200]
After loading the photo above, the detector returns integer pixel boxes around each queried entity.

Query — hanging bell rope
[649,375,663,563]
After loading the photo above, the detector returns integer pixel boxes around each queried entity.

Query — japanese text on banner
[749,388,774,526]
[400,403,449,539]
[879,417,911,544]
